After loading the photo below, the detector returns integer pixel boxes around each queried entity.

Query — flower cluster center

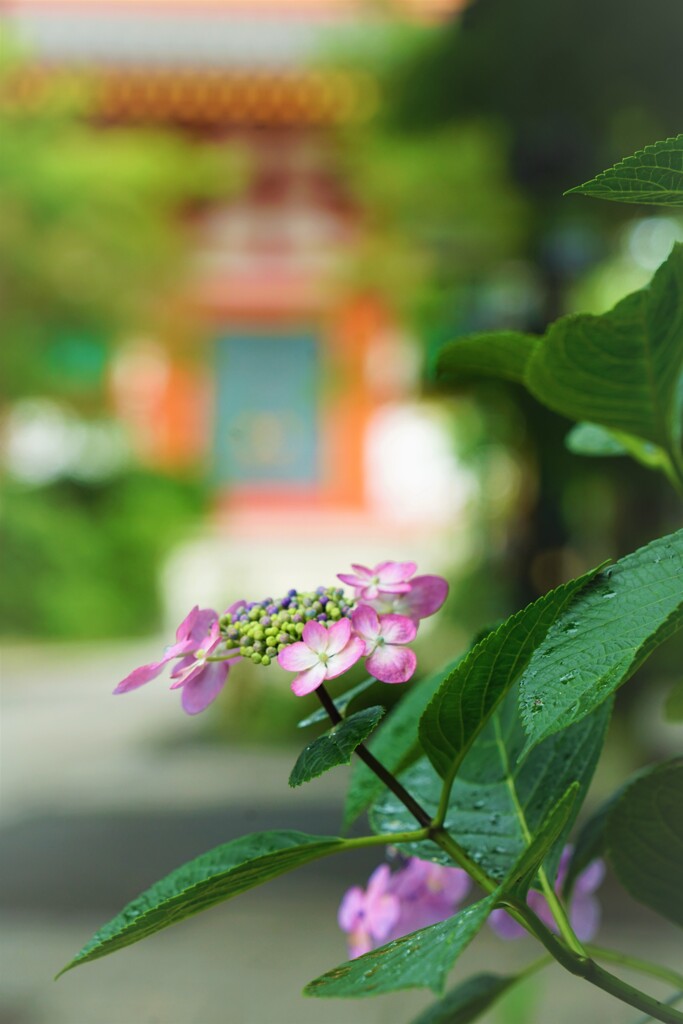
[219,587,355,666]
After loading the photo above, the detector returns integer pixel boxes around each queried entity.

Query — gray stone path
[1,641,680,1024]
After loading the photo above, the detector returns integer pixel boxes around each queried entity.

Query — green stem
[586,946,683,991]
[490,716,585,955]
[507,904,683,1024]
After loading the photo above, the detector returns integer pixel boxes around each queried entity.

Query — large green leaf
[305,894,499,999]
[57,830,345,976]
[606,759,683,928]
[407,973,518,1024]
[289,706,385,788]
[437,331,538,384]
[419,567,600,786]
[343,658,463,828]
[306,787,576,999]
[373,688,611,884]
[565,136,683,206]
[437,246,683,464]
[519,529,683,756]
[525,247,683,452]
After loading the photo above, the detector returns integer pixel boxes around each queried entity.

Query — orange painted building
[4,0,469,605]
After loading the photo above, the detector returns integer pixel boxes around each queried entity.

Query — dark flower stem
[315,685,432,829]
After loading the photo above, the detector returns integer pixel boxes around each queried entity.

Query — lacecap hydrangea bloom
[113,560,448,714]
[338,853,472,958]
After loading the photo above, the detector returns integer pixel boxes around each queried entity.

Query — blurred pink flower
[338,864,401,958]
[339,856,472,958]
[338,561,417,601]
[488,846,605,942]
[277,618,364,696]
[351,605,417,683]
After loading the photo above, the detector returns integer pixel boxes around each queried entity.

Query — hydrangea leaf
[437,246,683,466]
[343,658,463,828]
[305,787,576,998]
[305,893,499,999]
[289,706,385,788]
[407,973,518,1024]
[565,422,674,476]
[437,331,538,385]
[565,136,683,206]
[296,678,376,728]
[374,688,611,885]
[419,566,601,786]
[57,830,345,976]
[519,529,683,757]
[606,759,683,928]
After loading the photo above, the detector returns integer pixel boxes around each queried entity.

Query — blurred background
[1,1,682,1022]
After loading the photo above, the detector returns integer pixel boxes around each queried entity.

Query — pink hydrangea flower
[339,856,471,958]
[488,846,605,942]
[113,606,218,694]
[351,605,417,683]
[338,864,401,958]
[367,575,449,625]
[277,618,365,696]
[338,561,417,601]
[169,621,235,716]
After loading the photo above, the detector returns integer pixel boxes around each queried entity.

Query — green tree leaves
[58,831,345,976]
[289,706,385,787]
[566,136,683,206]
[437,245,683,476]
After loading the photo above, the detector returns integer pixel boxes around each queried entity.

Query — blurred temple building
[3,0,470,613]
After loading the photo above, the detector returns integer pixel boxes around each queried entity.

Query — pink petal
[290,662,328,696]
[301,619,329,652]
[175,605,200,642]
[375,581,413,595]
[348,929,373,959]
[351,604,380,646]
[575,859,605,895]
[180,661,229,715]
[278,642,320,672]
[368,893,401,941]
[376,561,417,584]
[189,610,219,644]
[170,654,196,679]
[366,645,417,684]
[488,907,526,939]
[571,894,601,942]
[350,564,374,579]
[365,863,393,901]
[113,660,167,694]
[378,614,417,645]
[325,616,352,656]
[325,635,365,679]
[338,887,366,932]
[337,572,365,589]
[399,576,449,622]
